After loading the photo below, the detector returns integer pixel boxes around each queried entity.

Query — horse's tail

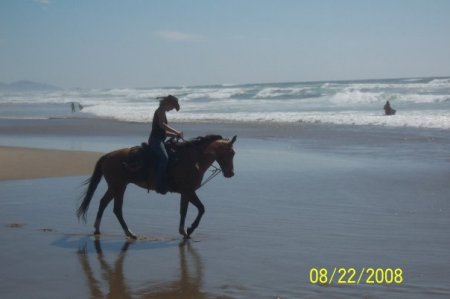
[77,154,106,223]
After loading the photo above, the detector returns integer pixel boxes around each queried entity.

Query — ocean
[1,76,450,129]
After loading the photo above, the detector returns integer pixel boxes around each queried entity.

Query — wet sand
[1,118,450,298]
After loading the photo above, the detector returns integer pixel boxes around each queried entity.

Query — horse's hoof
[126,232,137,240]
[179,228,188,238]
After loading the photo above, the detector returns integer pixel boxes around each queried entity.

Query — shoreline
[0,118,450,180]
[1,115,449,138]
[1,117,449,180]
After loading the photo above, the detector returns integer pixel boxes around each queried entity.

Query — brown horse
[77,135,236,239]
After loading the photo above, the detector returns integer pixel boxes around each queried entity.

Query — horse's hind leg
[111,185,137,239]
[94,190,113,235]
[186,192,205,237]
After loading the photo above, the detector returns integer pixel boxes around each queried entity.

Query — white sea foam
[82,103,450,129]
[1,76,450,129]
[428,78,450,86]
[328,89,383,105]
[167,110,450,129]
[401,78,422,82]
[346,80,450,91]
[254,87,308,98]
[395,93,450,104]
[182,87,247,100]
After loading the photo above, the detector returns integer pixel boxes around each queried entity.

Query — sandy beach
[0,146,102,180]
[1,118,450,298]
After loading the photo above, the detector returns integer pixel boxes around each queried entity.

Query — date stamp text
[309,267,403,285]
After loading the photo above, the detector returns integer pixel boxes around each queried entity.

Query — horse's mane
[167,135,222,156]
[178,134,223,148]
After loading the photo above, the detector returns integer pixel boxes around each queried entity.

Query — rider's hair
[158,95,180,111]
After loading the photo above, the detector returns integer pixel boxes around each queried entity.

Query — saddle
[122,139,180,181]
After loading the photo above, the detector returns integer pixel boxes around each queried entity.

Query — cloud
[154,30,202,42]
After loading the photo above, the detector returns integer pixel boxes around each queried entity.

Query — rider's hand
[177,131,184,139]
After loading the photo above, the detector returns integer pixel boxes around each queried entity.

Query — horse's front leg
[186,191,205,237]
[179,194,189,238]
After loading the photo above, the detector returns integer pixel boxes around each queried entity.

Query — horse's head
[211,135,237,178]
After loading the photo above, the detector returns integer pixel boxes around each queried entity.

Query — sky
[1,0,450,88]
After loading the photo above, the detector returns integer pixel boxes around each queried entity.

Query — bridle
[200,163,222,187]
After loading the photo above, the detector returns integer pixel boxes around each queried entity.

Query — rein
[200,164,222,187]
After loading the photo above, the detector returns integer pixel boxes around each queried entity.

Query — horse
[77,135,236,239]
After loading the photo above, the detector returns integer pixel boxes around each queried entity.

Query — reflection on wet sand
[76,238,223,299]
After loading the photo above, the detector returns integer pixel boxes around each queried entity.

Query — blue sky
[1,0,449,88]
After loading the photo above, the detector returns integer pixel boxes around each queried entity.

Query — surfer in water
[384,100,396,115]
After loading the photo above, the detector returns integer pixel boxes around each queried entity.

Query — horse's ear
[230,135,237,145]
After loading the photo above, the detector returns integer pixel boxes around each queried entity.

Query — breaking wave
[1,76,450,129]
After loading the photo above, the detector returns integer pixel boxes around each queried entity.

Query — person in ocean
[383,100,396,115]
[148,95,183,194]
